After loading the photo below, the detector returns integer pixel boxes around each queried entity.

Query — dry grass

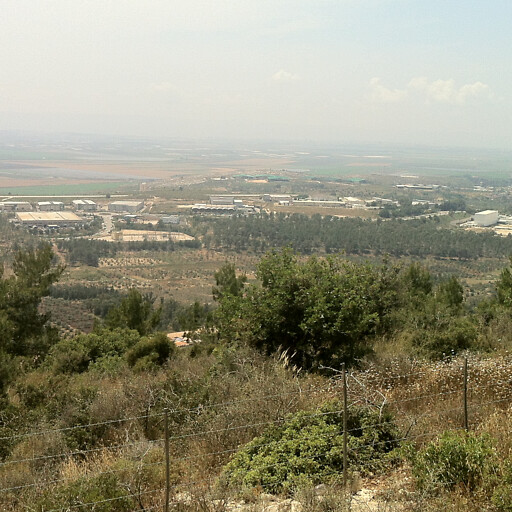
[3,351,512,510]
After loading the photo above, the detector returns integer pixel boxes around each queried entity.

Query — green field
[0,181,138,196]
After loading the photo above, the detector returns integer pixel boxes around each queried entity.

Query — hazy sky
[1,0,511,148]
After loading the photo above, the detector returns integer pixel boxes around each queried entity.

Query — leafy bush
[49,328,141,374]
[408,431,497,493]
[105,289,161,335]
[126,332,175,371]
[412,317,478,359]
[0,350,13,395]
[215,250,402,370]
[492,460,512,511]
[35,473,135,512]
[221,401,400,495]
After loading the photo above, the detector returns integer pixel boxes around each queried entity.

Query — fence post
[164,408,170,512]
[463,358,468,431]
[342,363,348,489]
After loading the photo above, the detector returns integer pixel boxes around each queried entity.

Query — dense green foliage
[57,239,117,267]
[50,284,123,317]
[203,213,512,258]
[0,244,63,360]
[406,429,512,510]
[50,284,209,329]
[212,262,247,301]
[126,332,176,371]
[215,251,399,369]
[213,250,476,368]
[35,473,135,512]
[48,328,141,374]
[496,257,512,307]
[222,401,399,494]
[408,431,496,492]
[105,289,161,336]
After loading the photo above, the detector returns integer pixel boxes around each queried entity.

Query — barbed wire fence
[0,357,510,511]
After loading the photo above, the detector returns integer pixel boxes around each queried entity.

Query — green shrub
[126,332,175,370]
[88,354,127,375]
[0,399,26,460]
[408,431,496,493]
[220,401,400,495]
[35,473,135,512]
[49,328,141,374]
[493,460,512,511]
[0,350,14,395]
[412,317,478,359]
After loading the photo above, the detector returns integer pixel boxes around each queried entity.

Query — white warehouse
[38,201,64,211]
[72,199,97,211]
[108,200,144,213]
[474,210,499,227]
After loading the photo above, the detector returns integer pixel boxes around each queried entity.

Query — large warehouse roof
[16,212,82,223]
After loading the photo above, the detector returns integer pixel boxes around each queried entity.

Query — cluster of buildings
[462,210,510,231]
[15,211,84,228]
[187,194,405,214]
[459,209,512,237]
[262,194,293,205]
[261,194,403,210]
[1,198,147,229]
[1,200,92,229]
[72,199,97,211]
[0,199,93,213]
[396,183,441,190]
[190,196,256,214]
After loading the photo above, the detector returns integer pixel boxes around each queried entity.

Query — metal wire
[2,362,511,510]
[45,486,165,512]
[0,460,164,494]
[0,411,166,442]
[0,438,164,468]
[0,388,310,443]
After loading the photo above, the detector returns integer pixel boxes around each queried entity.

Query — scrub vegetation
[3,160,512,510]
[2,239,512,510]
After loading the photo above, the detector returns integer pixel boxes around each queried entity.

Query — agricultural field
[61,248,257,303]
[40,297,96,336]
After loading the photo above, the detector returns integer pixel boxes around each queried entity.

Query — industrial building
[38,201,64,211]
[0,201,32,212]
[108,200,144,213]
[262,194,293,203]
[474,210,499,227]
[210,195,235,205]
[295,200,346,207]
[72,199,97,211]
[112,230,195,242]
[15,211,84,227]
[161,215,181,225]
[191,203,255,214]
[192,204,236,213]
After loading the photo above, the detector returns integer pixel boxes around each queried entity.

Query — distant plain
[2,134,512,197]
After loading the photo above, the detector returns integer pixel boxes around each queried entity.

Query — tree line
[56,238,201,267]
[202,213,512,259]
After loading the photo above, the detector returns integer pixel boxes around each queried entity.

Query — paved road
[98,214,113,234]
